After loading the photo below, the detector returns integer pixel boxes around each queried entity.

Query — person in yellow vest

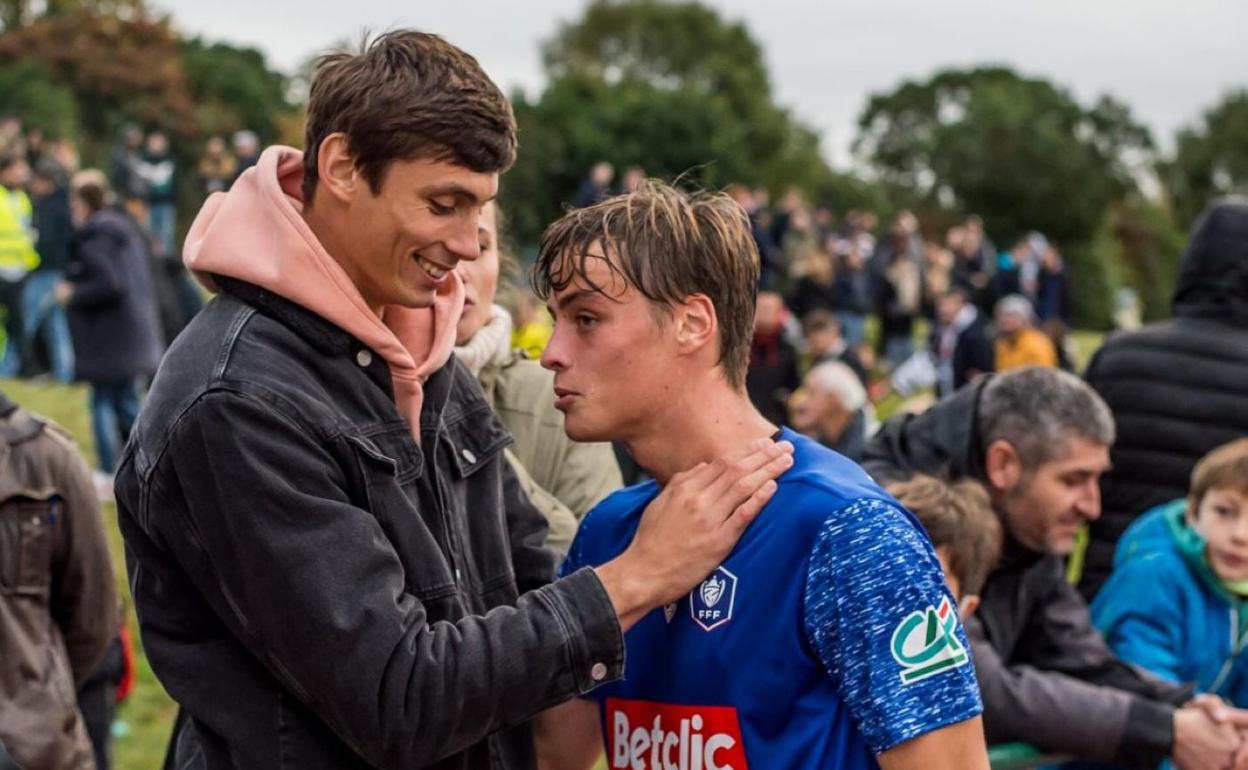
[0,152,40,376]
[994,293,1058,372]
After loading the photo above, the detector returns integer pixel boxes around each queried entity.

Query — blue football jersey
[559,428,982,769]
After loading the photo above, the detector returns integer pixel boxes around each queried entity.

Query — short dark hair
[978,367,1115,470]
[802,309,841,335]
[888,474,1002,596]
[532,180,759,388]
[302,30,516,202]
[73,178,107,213]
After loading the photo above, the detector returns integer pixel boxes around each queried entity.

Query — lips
[553,387,579,410]
[414,253,453,283]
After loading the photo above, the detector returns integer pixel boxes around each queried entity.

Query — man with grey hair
[789,360,872,461]
[864,367,1248,769]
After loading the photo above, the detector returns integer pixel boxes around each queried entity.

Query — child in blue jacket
[1092,438,1248,706]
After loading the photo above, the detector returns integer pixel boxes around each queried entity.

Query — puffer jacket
[0,391,117,770]
[1081,200,1248,600]
[1093,500,1248,707]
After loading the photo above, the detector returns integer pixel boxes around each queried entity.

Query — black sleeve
[155,389,624,767]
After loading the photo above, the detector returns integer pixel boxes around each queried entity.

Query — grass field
[0,328,1103,768]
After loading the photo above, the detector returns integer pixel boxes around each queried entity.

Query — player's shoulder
[565,479,660,568]
[773,429,908,532]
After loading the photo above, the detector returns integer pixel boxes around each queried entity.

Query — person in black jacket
[57,170,164,478]
[747,291,801,426]
[932,287,994,398]
[863,367,1248,769]
[23,157,74,382]
[1080,199,1248,602]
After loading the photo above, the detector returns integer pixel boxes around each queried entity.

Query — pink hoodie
[183,146,463,443]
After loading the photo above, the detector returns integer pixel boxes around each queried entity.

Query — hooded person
[1080,198,1248,601]
[113,31,788,770]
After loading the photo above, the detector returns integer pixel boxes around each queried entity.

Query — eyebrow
[552,289,602,312]
[420,182,496,206]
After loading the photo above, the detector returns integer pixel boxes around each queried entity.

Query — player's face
[1000,435,1110,555]
[541,248,677,443]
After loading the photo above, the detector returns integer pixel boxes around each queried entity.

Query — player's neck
[626,379,778,487]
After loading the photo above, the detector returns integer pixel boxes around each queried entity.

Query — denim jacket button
[461,447,476,464]
[355,349,373,367]
[590,662,608,681]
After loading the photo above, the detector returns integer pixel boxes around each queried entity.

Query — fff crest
[690,566,738,632]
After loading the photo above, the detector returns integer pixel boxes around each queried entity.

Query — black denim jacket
[116,279,624,770]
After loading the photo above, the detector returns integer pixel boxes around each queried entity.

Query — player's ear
[984,439,1022,494]
[958,594,980,621]
[674,293,717,356]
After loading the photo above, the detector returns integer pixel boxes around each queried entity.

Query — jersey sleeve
[803,497,983,753]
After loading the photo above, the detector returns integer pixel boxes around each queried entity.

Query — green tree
[180,37,292,144]
[854,67,1154,246]
[503,0,854,250]
[0,57,79,139]
[1165,90,1248,228]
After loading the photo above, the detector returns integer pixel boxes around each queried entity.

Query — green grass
[1,378,177,769]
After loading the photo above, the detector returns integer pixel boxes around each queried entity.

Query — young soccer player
[533,182,988,769]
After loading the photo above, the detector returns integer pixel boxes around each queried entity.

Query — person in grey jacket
[116,31,790,770]
[863,367,1248,769]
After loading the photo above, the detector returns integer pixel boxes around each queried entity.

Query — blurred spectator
[785,245,837,321]
[887,474,1002,621]
[49,138,79,176]
[24,127,47,168]
[230,130,260,185]
[0,152,38,377]
[573,161,613,208]
[788,360,871,460]
[932,287,993,399]
[727,183,780,289]
[138,131,176,258]
[0,114,21,153]
[993,294,1057,372]
[769,186,805,248]
[107,124,146,221]
[1092,438,1248,708]
[1081,199,1248,601]
[454,201,621,555]
[198,135,237,196]
[951,216,996,311]
[873,211,924,367]
[58,171,164,486]
[617,165,645,195]
[0,388,118,770]
[922,241,954,315]
[1037,244,1071,323]
[802,309,867,385]
[863,368,1229,768]
[813,203,836,246]
[746,291,800,426]
[24,158,74,382]
[832,237,872,347]
[509,290,552,359]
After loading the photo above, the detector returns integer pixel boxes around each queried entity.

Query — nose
[1076,480,1102,522]
[1232,513,1248,543]
[540,319,569,372]
[444,214,482,263]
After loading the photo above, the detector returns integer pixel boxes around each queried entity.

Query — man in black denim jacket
[116,31,791,770]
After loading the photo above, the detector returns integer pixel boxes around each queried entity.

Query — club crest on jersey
[691,566,737,631]
[890,596,968,684]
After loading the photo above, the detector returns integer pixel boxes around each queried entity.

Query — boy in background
[888,474,1002,621]
[1093,438,1248,707]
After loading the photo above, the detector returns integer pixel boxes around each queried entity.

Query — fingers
[701,440,794,503]
[721,479,779,538]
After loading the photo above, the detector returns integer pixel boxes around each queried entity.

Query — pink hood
[183,146,463,443]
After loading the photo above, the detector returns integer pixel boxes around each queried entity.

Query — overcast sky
[152,0,1247,166]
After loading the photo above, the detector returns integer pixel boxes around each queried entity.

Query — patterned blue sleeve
[803,497,983,753]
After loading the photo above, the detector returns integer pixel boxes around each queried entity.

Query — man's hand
[595,438,794,630]
[1187,696,1248,770]
[54,280,73,305]
[1174,704,1242,770]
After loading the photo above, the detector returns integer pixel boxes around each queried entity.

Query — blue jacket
[1091,500,1248,706]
